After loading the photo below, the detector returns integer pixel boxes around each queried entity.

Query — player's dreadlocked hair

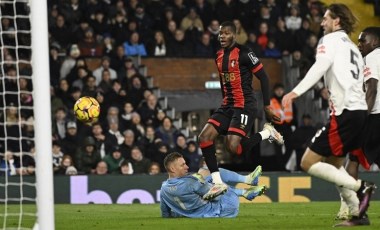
[328,3,358,35]
[220,21,236,34]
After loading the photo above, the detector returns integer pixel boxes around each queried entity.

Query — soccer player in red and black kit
[199,21,283,200]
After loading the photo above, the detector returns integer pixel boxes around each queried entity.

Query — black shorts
[362,114,380,165]
[208,106,257,138]
[309,110,367,157]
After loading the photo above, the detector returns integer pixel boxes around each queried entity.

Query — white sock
[336,185,359,216]
[211,172,223,184]
[259,129,270,140]
[307,162,361,191]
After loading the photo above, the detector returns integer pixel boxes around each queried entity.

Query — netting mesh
[1,0,37,229]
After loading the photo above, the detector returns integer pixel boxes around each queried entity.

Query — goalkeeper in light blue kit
[160,152,266,218]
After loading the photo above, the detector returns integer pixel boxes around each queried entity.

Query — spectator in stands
[98,69,113,95]
[270,83,297,171]
[103,146,125,174]
[55,79,71,109]
[155,116,181,149]
[52,107,69,140]
[75,136,101,174]
[302,34,318,64]
[257,22,271,52]
[291,50,311,79]
[131,3,154,41]
[120,102,134,129]
[214,0,238,24]
[71,66,90,90]
[164,19,178,45]
[90,122,106,158]
[171,0,189,26]
[110,12,129,46]
[81,75,98,98]
[206,19,220,52]
[148,162,161,175]
[306,2,323,38]
[147,30,167,57]
[195,32,214,58]
[128,76,146,109]
[61,121,81,159]
[183,140,202,173]
[102,34,114,56]
[150,141,170,172]
[104,117,124,155]
[236,0,258,31]
[94,161,108,175]
[90,10,109,39]
[103,80,128,114]
[93,56,118,85]
[60,44,81,80]
[72,19,91,44]
[245,31,263,57]
[233,19,248,45]
[55,154,77,175]
[0,151,19,176]
[265,0,283,23]
[123,32,147,57]
[138,93,161,127]
[60,0,83,28]
[166,29,194,57]
[173,133,188,155]
[110,45,127,71]
[274,18,295,55]
[52,141,64,173]
[50,14,73,50]
[295,18,313,51]
[117,57,141,87]
[192,0,213,28]
[119,129,138,160]
[77,27,103,57]
[66,57,88,86]
[130,112,145,140]
[291,114,317,171]
[180,7,204,42]
[285,5,302,32]
[49,45,61,88]
[254,5,277,33]
[140,125,159,160]
[50,86,66,119]
[264,39,282,59]
[66,87,82,114]
[130,146,152,174]
[120,159,134,175]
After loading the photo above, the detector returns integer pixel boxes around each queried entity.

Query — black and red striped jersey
[215,43,263,108]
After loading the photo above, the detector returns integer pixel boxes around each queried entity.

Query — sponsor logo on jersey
[317,45,326,54]
[364,66,371,78]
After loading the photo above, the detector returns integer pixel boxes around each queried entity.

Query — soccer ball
[73,96,100,123]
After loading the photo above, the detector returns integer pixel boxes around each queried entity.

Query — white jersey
[364,48,380,114]
[316,31,367,115]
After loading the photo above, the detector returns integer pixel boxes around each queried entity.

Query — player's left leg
[218,166,262,186]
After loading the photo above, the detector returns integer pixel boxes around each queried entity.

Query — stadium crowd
[1,0,334,175]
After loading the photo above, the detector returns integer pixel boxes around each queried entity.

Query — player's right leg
[199,117,228,200]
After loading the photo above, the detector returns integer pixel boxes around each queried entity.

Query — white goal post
[30,0,55,229]
[0,0,54,229]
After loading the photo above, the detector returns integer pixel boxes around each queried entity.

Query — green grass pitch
[1,202,380,229]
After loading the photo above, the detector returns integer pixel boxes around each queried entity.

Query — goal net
[1,0,54,229]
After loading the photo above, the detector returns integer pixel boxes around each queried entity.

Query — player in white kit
[281,3,376,226]
[336,26,380,221]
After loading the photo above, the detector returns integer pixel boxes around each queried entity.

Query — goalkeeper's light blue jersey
[160,175,239,218]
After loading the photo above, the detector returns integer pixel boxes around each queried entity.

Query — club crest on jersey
[231,59,237,68]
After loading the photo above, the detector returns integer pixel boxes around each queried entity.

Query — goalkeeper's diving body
[160,152,266,218]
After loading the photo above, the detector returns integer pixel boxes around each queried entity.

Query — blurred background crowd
[1,0,379,176]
